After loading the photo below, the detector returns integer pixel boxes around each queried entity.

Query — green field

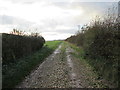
[3,40,62,88]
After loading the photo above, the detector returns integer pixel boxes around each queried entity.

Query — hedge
[2,33,45,65]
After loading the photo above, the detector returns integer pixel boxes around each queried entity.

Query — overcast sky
[0,0,118,40]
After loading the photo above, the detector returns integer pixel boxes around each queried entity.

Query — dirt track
[17,43,102,88]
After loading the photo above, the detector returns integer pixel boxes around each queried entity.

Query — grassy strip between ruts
[2,40,62,88]
[65,41,113,88]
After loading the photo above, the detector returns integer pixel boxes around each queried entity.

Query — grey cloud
[56,29,77,34]
[3,0,38,4]
[3,0,56,4]
[0,15,14,25]
[3,0,118,4]
[0,15,35,31]
[0,15,33,25]
[41,28,76,34]
[23,2,35,4]
[52,2,117,12]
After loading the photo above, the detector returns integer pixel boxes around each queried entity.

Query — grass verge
[65,41,112,88]
[2,40,62,88]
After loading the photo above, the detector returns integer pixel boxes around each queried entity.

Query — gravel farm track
[16,43,109,88]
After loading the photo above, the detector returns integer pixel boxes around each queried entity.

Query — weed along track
[66,47,82,88]
[17,42,106,88]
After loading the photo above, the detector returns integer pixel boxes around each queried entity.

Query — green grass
[68,41,118,88]
[60,42,67,61]
[65,42,109,88]
[2,40,62,88]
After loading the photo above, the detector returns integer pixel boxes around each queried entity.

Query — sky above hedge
[0,0,118,40]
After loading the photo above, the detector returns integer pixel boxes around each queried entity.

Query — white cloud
[2,0,119,3]
[0,0,118,40]
[41,32,73,41]
[0,24,17,33]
